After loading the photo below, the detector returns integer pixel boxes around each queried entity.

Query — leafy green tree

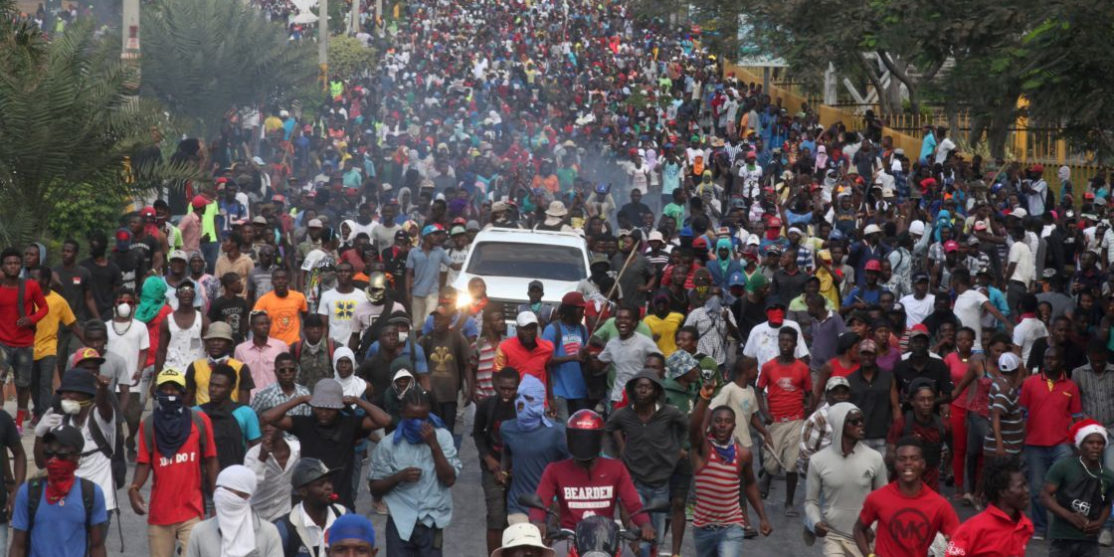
[0,2,197,245]
[328,35,378,80]
[140,0,317,135]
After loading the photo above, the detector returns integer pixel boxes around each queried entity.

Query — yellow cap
[156,368,187,389]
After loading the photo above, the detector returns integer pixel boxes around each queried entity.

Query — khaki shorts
[764,420,803,476]
[481,468,508,530]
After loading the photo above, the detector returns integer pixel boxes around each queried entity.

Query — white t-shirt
[598,333,660,402]
[1027,180,1047,216]
[301,249,329,272]
[954,289,990,346]
[1007,241,1035,285]
[106,319,150,388]
[316,288,366,345]
[742,320,809,378]
[899,294,935,328]
[1012,317,1049,363]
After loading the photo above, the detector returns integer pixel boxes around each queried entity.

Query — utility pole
[318,0,329,89]
[121,0,140,89]
[348,0,360,35]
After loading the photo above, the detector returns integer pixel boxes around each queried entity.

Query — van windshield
[466,242,586,282]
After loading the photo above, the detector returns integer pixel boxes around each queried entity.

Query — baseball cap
[944,240,959,253]
[858,339,878,354]
[825,376,851,392]
[156,368,187,389]
[909,324,930,339]
[421,224,443,237]
[394,229,410,241]
[973,220,988,231]
[450,225,467,236]
[998,352,1022,373]
[309,378,345,409]
[1010,208,1028,219]
[561,292,586,308]
[864,259,882,272]
[168,249,188,262]
[307,218,323,228]
[43,424,85,453]
[291,457,338,489]
[191,195,209,209]
[203,321,235,342]
[728,271,746,288]
[528,280,544,292]
[69,347,104,369]
[648,230,664,243]
[863,224,882,236]
[913,272,930,283]
[114,228,132,251]
[515,311,539,329]
[57,368,98,396]
[252,216,268,225]
[908,220,925,236]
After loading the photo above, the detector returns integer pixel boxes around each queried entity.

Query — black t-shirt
[289,414,365,508]
[0,410,19,516]
[207,296,251,344]
[113,249,148,292]
[471,396,517,462]
[54,264,93,321]
[893,357,953,405]
[79,258,122,318]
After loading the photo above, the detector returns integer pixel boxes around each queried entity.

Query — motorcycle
[517,493,671,557]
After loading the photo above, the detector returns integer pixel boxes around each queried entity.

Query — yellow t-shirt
[253,291,308,346]
[643,312,685,357]
[34,291,76,360]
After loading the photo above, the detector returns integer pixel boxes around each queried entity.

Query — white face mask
[397,331,409,343]
[60,399,82,415]
[116,303,132,318]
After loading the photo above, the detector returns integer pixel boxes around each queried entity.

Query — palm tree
[0,0,201,245]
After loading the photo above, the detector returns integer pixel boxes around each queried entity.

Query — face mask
[397,331,409,343]
[45,457,78,484]
[116,303,132,318]
[395,417,427,445]
[156,392,184,413]
[213,486,251,515]
[60,399,82,415]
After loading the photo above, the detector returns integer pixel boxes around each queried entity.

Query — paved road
[10,399,1110,556]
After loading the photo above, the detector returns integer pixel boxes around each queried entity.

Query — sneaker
[373,500,388,515]
[1032,533,1045,541]
[1099,529,1113,547]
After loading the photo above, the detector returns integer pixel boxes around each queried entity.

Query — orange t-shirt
[252,291,308,345]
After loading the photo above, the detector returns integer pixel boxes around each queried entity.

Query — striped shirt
[472,336,500,398]
[983,376,1024,454]
[692,439,746,528]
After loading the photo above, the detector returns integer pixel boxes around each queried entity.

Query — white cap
[515,311,539,328]
[908,220,925,235]
[998,352,1022,373]
[647,230,664,243]
[251,156,265,166]
[491,523,555,557]
[307,218,323,228]
[1010,207,1028,219]
[787,227,804,236]
[863,224,882,236]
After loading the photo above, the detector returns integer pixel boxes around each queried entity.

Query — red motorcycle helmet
[566,409,604,461]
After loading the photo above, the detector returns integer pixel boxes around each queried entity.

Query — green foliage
[328,35,378,80]
[48,184,129,242]
[140,0,317,135]
[0,3,200,246]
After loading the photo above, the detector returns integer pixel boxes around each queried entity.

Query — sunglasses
[43,449,76,459]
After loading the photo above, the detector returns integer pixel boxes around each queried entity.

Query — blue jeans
[1025,443,1072,535]
[385,517,442,557]
[200,241,219,274]
[693,524,745,557]
[634,481,670,557]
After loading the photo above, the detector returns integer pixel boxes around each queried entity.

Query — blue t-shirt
[365,341,429,374]
[542,322,588,399]
[405,247,452,297]
[422,312,479,338]
[12,480,108,557]
[500,421,569,515]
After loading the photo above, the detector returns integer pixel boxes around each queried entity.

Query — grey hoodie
[804,402,887,539]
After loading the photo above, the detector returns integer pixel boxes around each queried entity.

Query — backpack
[902,411,946,467]
[24,477,96,548]
[199,403,247,471]
[83,393,126,488]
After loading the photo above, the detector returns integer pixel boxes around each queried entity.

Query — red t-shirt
[757,358,812,421]
[859,482,960,557]
[530,457,649,530]
[1018,373,1082,446]
[494,337,554,390]
[0,280,48,348]
[945,504,1034,557]
[136,411,218,525]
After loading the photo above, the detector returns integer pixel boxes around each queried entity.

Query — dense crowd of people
[2,0,1114,556]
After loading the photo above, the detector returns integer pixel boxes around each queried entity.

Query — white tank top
[165,312,203,372]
